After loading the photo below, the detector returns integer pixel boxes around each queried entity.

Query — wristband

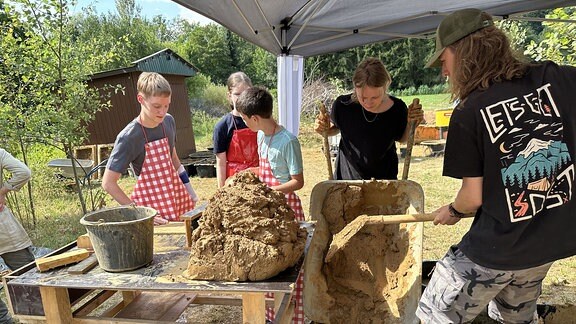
[448,203,465,218]
[179,170,190,184]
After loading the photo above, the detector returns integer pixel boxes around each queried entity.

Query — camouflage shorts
[416,246,553,324]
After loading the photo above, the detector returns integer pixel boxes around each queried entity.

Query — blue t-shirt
[258,126,303,184]
[213,113,249,154]
[107,114,176,176]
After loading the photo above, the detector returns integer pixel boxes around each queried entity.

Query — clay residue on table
[183,171,307,281]
[319,182,419,323]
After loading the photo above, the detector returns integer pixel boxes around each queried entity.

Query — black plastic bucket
[80,206,156,272]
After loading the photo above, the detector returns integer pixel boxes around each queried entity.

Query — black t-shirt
[331,94,407,180]
[444,61,576,270]
[212,113,248,154]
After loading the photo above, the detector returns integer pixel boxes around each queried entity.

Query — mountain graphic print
[480,83,574,222]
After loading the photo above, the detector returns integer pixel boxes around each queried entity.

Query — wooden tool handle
[319,102,334,180]
[360,211,474,225]
[402,98,420,180]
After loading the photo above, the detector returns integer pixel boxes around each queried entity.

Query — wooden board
[76,233,93,250]
[114,292,197,321]
[67,254,99,274]
[180,202,207,221]
[36,249,90,272]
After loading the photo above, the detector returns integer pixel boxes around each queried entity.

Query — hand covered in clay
[314,110,331,135]
[408,101,425,124]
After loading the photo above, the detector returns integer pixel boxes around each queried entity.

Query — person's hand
[432,205,461,225]
[408,101,425,124]
[153,216,169,226]
[314,110,331,135]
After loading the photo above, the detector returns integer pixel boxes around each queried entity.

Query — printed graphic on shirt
[480,83,573,222]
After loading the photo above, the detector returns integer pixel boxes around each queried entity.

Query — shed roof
[90,48,197,80]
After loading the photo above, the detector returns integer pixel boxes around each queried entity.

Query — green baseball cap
[426,8,494,68]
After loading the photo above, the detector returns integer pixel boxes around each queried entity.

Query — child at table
[235,86,305,323]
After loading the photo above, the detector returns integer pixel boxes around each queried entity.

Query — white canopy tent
[173,0,576,135]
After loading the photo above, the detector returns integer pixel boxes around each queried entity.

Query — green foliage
[498,10,550,54]
[525,8,576,65]
[1,0,119,217]
[189,83,228,117]
[242,46,277,88]
[186,73,211,98]
[391,84,448,97]
[70,0,166,71]
[305,38,440,91]
[191,110,219,150]
[202,84,229,110]
[175,23,234,85]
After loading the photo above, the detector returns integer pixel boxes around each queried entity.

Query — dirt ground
[182,120,576,323]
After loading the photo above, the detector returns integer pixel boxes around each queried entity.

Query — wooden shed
[86,48,197,159]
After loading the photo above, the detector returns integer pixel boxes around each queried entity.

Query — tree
[174,23,234,84]
[1,0,117,215]
[525,7,576,65]
[70,0,165,71]
[304,38,439,92]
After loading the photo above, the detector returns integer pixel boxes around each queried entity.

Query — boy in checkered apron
[236,86,306,323]
[103,72,198,225]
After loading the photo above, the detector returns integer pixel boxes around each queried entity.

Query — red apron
[130,122,195,221]
[259,130,305,324]
[226,116,258,177]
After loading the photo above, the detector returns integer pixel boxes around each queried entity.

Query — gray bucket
[80,206,156,272]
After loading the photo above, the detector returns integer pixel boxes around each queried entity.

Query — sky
[72,0,216,25]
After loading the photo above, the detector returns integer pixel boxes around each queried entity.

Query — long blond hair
[449,17,530,101]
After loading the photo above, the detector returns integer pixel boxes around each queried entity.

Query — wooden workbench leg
[242,292,266,324]
[274,292,295,324]
[184,219,192,248]
[39,286,73,323]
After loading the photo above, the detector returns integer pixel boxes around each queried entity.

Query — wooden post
[242,293,266,324]
[40,287,73,323]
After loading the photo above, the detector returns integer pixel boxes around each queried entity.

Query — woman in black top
[314,57,423,180]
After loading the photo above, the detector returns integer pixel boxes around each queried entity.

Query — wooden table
[5,222,313,323]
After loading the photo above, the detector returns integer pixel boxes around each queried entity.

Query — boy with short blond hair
[102,72,197,225]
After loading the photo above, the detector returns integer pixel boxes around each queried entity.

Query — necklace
[361,96,390,123]
[361,107,379,123]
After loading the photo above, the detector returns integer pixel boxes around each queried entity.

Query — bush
[186,73,212,98]
[189,83,229,117]
[392,83,448,97]
[191,110,219,150]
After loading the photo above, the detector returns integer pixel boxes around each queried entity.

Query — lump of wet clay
[184,171,307,281]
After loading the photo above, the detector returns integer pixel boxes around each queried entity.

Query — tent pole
[277,55,304,136]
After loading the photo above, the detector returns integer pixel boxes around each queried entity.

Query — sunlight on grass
[399,93,453,111]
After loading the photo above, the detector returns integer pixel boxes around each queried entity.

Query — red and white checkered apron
[259,130,305,324]
[130,122,195,221]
